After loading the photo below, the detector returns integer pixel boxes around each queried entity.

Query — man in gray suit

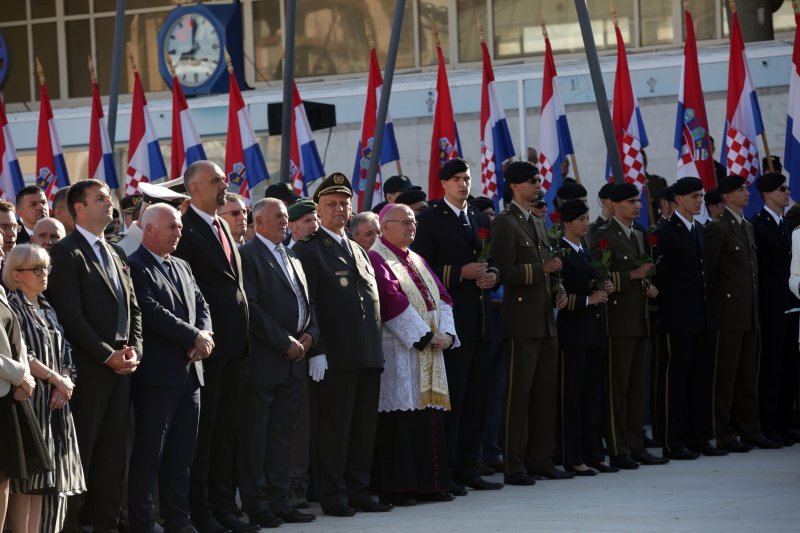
[237,198,318,527]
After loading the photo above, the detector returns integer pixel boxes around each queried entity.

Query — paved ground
[281,444,800,532]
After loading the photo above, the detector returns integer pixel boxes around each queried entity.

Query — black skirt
[0,392,53,480]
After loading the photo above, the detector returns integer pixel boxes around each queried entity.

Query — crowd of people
[0,153,799,533]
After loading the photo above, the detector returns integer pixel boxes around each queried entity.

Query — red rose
[549,212,561,223]
[477,228,491,240]
[597,239,609,250]
[647,235,659,246]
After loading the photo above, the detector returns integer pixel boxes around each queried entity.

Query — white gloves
[308,354,328,382]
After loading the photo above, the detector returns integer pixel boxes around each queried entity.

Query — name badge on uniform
[335,270,349,287]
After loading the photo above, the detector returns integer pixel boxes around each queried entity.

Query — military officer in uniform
[590,183,668,470]
[116,183,189,257]
[491,161,572,485]
[588,183,615,236]
[293,173,390,517]
[706,175,775,452]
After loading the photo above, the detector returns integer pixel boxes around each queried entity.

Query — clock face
[164,13,221,88]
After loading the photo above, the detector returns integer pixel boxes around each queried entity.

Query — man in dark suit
[652,177,725,460]
[411,158,502,493]
[14,185,48,245]
[48,179,143,533]
[706,175,774,452]
[491,161,572,485]
[293,173,389,517]
[127,204,214,533]
[750,173,797,447]
[589,183,667,470]
[237,198,318,527]
[172,161,253,533]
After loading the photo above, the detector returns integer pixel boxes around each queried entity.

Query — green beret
[288,199,316,222]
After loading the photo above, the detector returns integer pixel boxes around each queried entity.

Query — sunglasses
[219,208,248,217]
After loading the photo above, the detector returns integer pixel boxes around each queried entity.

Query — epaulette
[107,233,124,244]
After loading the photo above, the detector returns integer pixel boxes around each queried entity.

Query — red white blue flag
[784,9,800,196]
[36,76,70,203]
[480,40,515,204]
[225,71,269,203]
[353,47,400,212]
[0,96,24,202]
[428,41,461,201]
[126,70,167,195]
[291,82,325,196]
[538,32,574,212]
[88,77,119,189]
[674,8,715,192]
[170,75,206,179]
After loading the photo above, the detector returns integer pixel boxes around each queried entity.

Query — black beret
[598,182,615,200]
[469,196,494,212]
[395,189,427,205]
[265,182,301,204]
[313,172,354,203]
[755,172,786,193]
[557,181,587,200]
[718,175,747,194]
[672,177,704,196]
[383,175,421,195]
[504,161,538,184]
[704,188,722,205]
[609,183,640,202]
[287,199,316,222]
[557,199,589,222]
[654,186,675,202]
[439,158,469,180]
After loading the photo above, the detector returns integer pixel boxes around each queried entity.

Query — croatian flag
[609,24,649,227]
[36,79,70,203]
[674,7,715,192]
[291,82,325,196]
[480,40,515,206]
[722,9,764,217]
[225,71,269,203]
[88,78,119,189]
[428,40,461,200]
[352,47,400,212]
[0,96,24,202]
[126,70,167,195]
[538,32,575,213]
[784,9,800,197]
[170,75,206,179]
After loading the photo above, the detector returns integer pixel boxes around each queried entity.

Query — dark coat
[750,208,797,319]
[556,238,606,349]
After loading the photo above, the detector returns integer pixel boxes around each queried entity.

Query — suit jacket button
[612,300,617,305]
[726,293,731,298]
[735,246,739,250]
[623,256,628,260]
[596,313,600,318]
[518,297,523,302]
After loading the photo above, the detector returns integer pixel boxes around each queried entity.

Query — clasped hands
[188,330,215,364]
[462,262,496,290]
[106,345,141,375]
[286,333,313,361]
[429,332,452,351]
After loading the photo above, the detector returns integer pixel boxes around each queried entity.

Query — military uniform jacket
[705,208,758,331]
[411,202,495,342]
[557,238,606,350]
[652,215,710,334]
[293,229,383,371]
[491,203,561,339]
[589,218,648,338]
[750,208,797,320]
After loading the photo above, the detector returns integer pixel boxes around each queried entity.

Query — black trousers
[660,332,712,451]
[558,346,605,466]
[310,368,380,512]
[238,376,302,516]
[128,381,200,533]
[442,337,491,483]
[63,374,131,533]
[189,356,246,517]
[712,329,761,445]
[759,317,800,437]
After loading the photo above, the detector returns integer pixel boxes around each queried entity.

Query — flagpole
[107,0,126,148]
[363,0,406,209]
[35,57,45,89]
[280,0,297,184]
[574,0,624,184]
[88,55,97,85]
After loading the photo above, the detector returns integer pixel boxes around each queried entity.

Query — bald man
[31,217,66,252]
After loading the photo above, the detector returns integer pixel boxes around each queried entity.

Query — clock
[158,3,248,96]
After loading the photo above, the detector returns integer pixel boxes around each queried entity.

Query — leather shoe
[380,494,416,507]
[450,484,468,496]
[477,463,495,476]
[488,460,505,473]
[464,477,503,490]
[565,466,598,477]
[539,468,576,480]
[169,526,200,533]
[643,434,662,448]
[587,461,620,473]
[213,514,256,533]
[504,471,536,486]
[324,505,357,517]
[246,510,282,529]
[689,444,729,456]
[415,491,455,502]
[274,508,315,524]
[784,427,800,441]
[193,514,230,533]
[350,499,393,512]
[720,440,753,453]
[744,435,781,449]
[632,451,669,465]
[664,447,699,460]
[609,455,639,470]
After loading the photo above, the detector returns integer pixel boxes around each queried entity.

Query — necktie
[276,244,308,332]
[340,237,352,257]
[163,258,184,296]
[629,231,640,254]
[212,219,234,266]
[459,211,473,236]
[96,240,128,339]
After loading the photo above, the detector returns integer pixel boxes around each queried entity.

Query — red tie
[212,219,234,266]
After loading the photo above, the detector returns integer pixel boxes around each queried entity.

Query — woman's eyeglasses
[18,265,52,276]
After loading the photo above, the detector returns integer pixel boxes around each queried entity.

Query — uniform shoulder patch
[107,233,124,244]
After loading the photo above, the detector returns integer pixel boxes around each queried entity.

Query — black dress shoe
[414,491,455,502]
[488,460,505,473]
[539,468,576,480]
[350,499,393,512]
[565,466,598,477]
[217,513,260,533]
[632,451,669,465]
[688,444,729,456]
[504,471,536,486]
[464,477,504,490]
[765,432,786,447]
[193,514,231,533]
[609,455,639,470]
[664,447,699,460]
[380,494,417,507]
[274,508,316,523]
[586,461,620,473]
[167,525,199,533]
[784,427,800,441]
[450,484,468,496]
[324,505,357,517]
[744,435,782,449]
[246,510,282,529]
[720,440,753,453]
[643,435,662,448]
